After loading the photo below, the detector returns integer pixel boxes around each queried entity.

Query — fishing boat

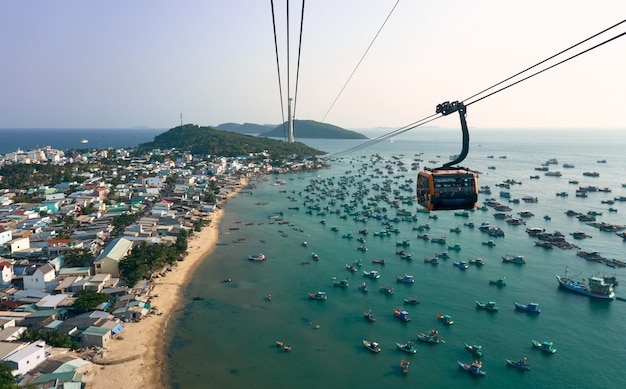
[404,296,420,305]
[311,253,319,261]
[532,340,556,354]
[400,358,410,374]
[514,302,541,313]
[417,329,441,343]
[506,356,530,370]
[394,308,410,321]
[396,274,415,283]
[364,270,381,279]
[556,267,615,299]
[358,282,369,293]
[372,258,386,265]
[469,258,485,266]
[482,240,496,247]
[465,342,483,357]
[396,239,410,247]
[431,235,446,244]
[396,341,417,354]
[458,360,486,376]
[476,301,499,311]
[332,277,349,287]
[488,277,506,287]
[363,309,376,322]
[448,243,462,251]
[423,256,439,264]
[308,291,327,300]
[248,253,266,261]
[502,255,526,264]
[363,339,381,353]
[437,313,453,325]
[453,261,469,269]
[345,262,358,272]
[380,286,394,295]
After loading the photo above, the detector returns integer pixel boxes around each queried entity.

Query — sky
[1,1,625,131]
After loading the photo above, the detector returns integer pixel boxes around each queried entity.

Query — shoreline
[82,176,248,388]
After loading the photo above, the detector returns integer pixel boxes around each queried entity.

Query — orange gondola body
[416,101,478,211]
[417,168,478,211]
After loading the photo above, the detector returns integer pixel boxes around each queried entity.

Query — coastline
[81,176,248,388]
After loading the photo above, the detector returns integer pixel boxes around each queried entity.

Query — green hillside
[139,124,324,158]
[216,122,274,134]
[261,120,368,139]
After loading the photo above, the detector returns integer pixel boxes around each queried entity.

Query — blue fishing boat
[506,356,530,370]
[396,274,415,283]
[458,360,486,376]
[515,302,541,313]
[394,308,410,321]
[453,261,469,269]
[364,270,381,279]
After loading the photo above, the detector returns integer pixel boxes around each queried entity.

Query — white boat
[248,253,266,261]
[81,138,88,144]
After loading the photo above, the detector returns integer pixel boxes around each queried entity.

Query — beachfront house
[0,261,13,286]
[0,340,48,376]
[93,237,133,277]
[23,263,56,291]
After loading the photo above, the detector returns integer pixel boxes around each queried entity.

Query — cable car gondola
[416,101,478,211]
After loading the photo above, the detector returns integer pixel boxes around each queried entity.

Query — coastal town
[0,144,323,388]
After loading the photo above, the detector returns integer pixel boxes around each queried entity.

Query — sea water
[164,129,626,389]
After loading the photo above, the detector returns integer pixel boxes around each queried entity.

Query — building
[93,237,133,277]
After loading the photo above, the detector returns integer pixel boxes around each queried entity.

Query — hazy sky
[1,1,624,130]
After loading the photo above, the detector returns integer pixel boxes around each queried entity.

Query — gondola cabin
[417,168,478,211]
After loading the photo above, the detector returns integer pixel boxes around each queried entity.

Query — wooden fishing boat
[363,339,381,353]
[476,301,498,311]
[394,308,410,322]
[438,313,453,325]
[506,356,530,370]
[458,360,486,376]
[532,340,556,354]
[400,358,410,374]
[465,342,483,357]
[417,329,441,343]
[308,291,327,300]
[396,341,417,354]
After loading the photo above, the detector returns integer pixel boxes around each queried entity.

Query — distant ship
[81,138,88,144]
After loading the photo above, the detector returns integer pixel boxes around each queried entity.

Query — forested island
[138,124,324,158]
[217,119,368,139]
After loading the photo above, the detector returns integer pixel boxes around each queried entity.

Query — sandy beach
[81,178,246,389]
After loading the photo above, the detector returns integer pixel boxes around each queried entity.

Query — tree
[0,362,19,388]
[63,248,93,267]
[73,290,110,313]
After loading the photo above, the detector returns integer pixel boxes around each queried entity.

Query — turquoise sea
[163,129,626,389]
